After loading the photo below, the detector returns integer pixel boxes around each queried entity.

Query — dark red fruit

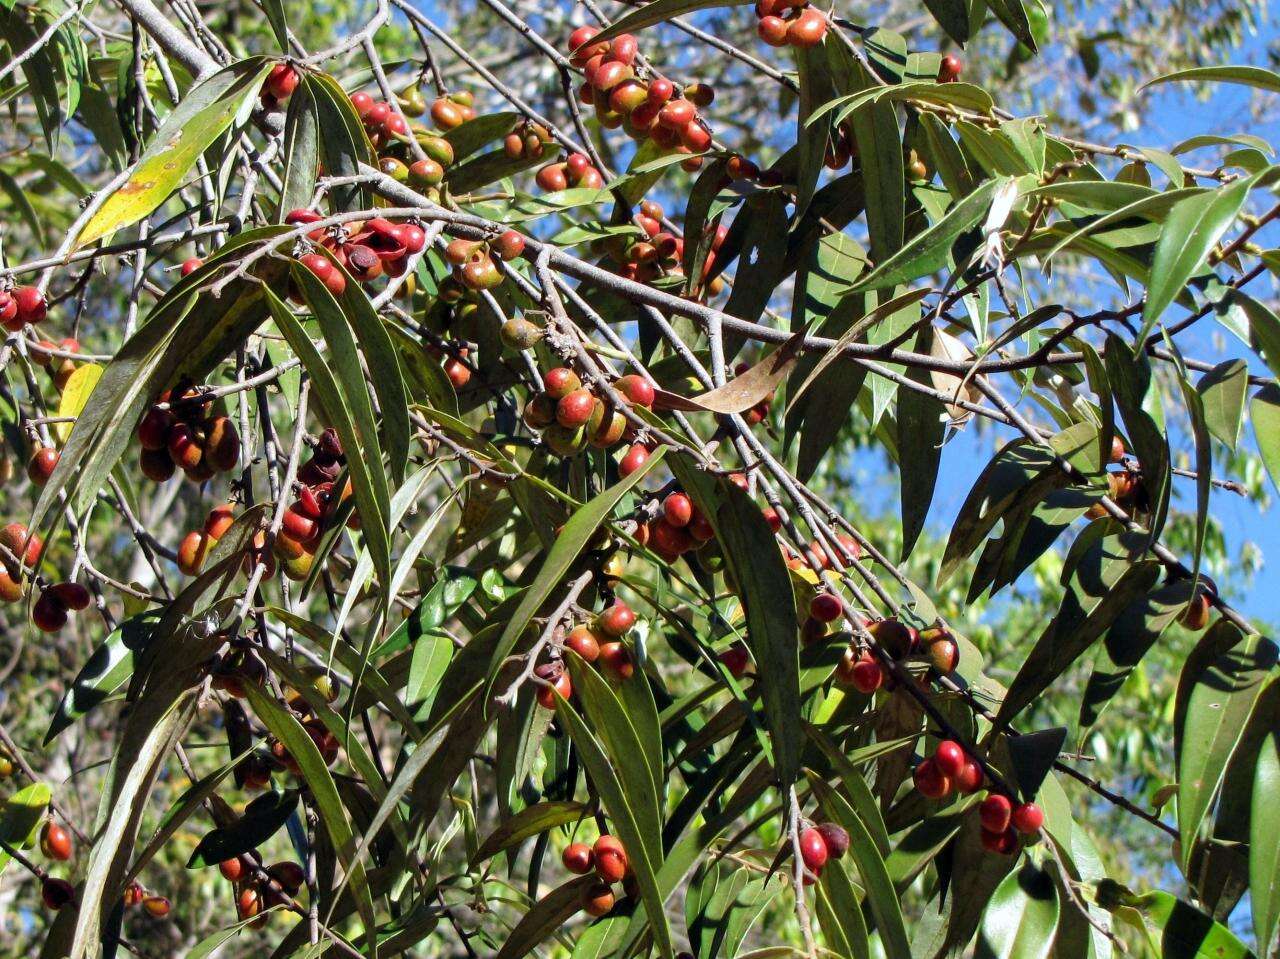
[799,827,828,871]
[981,827,1017,854]
[809,592,843,623]
[595,602,635,637]
[718,641,750,678]
[938,54,963,82]
[27,446,59,485]
[955,759,984,794]
[663,492,693,528]
[563,842,594,874]
[32,592,68,632]
[593,835,628,882]
[48,582,90,611]
[933,740,966,778]
[978,794,1012,833]
[40,821,72,861]
[815,823,849,859]
[1011,802,1044,834]
[565,625,601,662]
[913,758,951,799]
[42,878,75,910]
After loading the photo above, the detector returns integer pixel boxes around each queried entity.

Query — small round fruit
[137,407,174,450]
[0,522,41,570]
[141,895,171,918]
[618,443,649,477]
[48,582,90,611]
[544,423,586,457]
[595,602,635,637]
[565,625,601,662]
[581,881,615,917]
[663,492,693,528]
[787,7,828,46]
[718,641,750,678]
[42,878,76,910]
[543,367,582,400]
[816,823,849,859]
[13,286,47,324]
[913,758,952,800]
[598,641,634,680]
[556,389,598,428]
[923,629,959,673]
[204,416,241,472]
[41,821,72,861]
[141,447,176,482]
[180,257,203,276]
[615,374,655,408]
[955,759,984,794]
[658,99,695,129]
[266,63,300,100]
[809,592,843,624]
[978,794,1012,833]
[204,504,236,540]
[27,446,59,486]
[563,842,594,874]
[167,422,204,471]
[981,827,1017,855]
[177,529,215,576]
[868,618,917,659]
[493,230,526,261]
[32,592,68,632]
[1110,435,1126,463]
[799,827,829,871]
[937,53,963,82]
[219,856,248,882]
[647,77,674,104]
[593,835,628,882]
[933,740,966,778]
[758,15,789,45]
[0,569,22,603]
[430,98,465,130]
[1011,802,1044,835]
[268,861,305,893]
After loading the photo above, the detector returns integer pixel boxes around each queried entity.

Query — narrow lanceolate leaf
[670,454,801,784]
[486,447,663,689]
[898,327,945,559]
[1178,371,1212,572]
[1139,175,1256,342]
[921,0,969,43]
[45,612,159,743]
[1176,636,1277,873]
[850,178,1003,292]
[554,696,675,958]
[279,81,319,218]
[494,876,596,959]
[76,58,271,247]
[1141,65,1280,94]
[807,774,912,959]
[242,684,378,957]
[54,364,101,444]
[0,783,51,876]
[266,285,391,589]
[186,789,299,867]
[817,859,871,959]
[1251,726,1280,955]
[976,862,1061,959]
[470,801,587,866]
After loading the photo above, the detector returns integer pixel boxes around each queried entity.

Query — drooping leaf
[186,790,300,868]
[1251,724,1280,955]
[976,862,1061,959]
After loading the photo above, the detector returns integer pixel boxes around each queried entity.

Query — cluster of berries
[536,601,640,707]
[522,368,653,458]
[536,151,605,192]
[502,119,554,160]
[977,792,1044,854]
[136,386,241,484]
[0,284,46,331]
[567,25,714,170]
[286,211,428,291]
[562,834,631,916]
[31,580,90,632]
[259,63,301,110]
[754,0,829,48]
[797,821,851,882]
[442,230,526,292]
[0,522,43,600]
[219,854,306,929]
[348,89,460,191]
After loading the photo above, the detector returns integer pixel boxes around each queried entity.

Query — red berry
[933,740,966,778]
[565,625,601,662]
[938,54,963,82]
[618,443,650,477]
[48,581,90,611]
[593,835,628,882]
[581,881,615,916]
[658,99,696,129]
[663,492,693,528]
[815,823,849,859]
[954,759,984,794]
[266,63,300,100]
[556,389,597,428]
[32,591,68,632]
[563,842,594,874]
[978,794,1012,833]
[809,592,843,623]
[615,374,655,408]
[180,257,203,276]
[598,641,634,679]
[913,758,952,800]
[42,878,75,910]
[718,641,750,678]
[851,657,883,694]
[647,77,674,104]
[799,827,828,871]
[13,286,46,324]
[543,367,582,400]
[981,827,1017,855]
[40,821,72,861]
[1011,802,1044,835]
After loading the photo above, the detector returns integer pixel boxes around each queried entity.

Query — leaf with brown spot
[652,332,805,414]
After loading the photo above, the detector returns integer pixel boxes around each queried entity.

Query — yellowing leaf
[55,363,102,443]
[75,59,270,249]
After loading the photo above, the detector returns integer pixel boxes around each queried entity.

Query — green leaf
[1176,635,1277,873]
[76,58,271,247]
[1099,884,1256,959]
[307,72,375,211]
[670,454,801,784]
[555,696,675,958]
[261,0,289,50]
[443,111,519,160]
[280,81,319,218]
[242,683,378,957]
[486,448,663,688]
[494,876,596,959]
[1140,176,1256,342]
[987,0,1037,49]
[1142,65,1280,94]
[807,773,912,959]
[0,783,51,876]
[850,178,1002,292]
[266,285,391,589]
[1251,725,1280,954]
[186,790,299,868]
[1251,384,1280,494]
[921,0,969,43]
[45,612,158,743]
[470,801,587,866]
[1178,371,1212,572]
[898,327,945,559]
[588,0,753,43]
[1198,359,1248,449]
[976,862,1061,959]
[817,859,871,959]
